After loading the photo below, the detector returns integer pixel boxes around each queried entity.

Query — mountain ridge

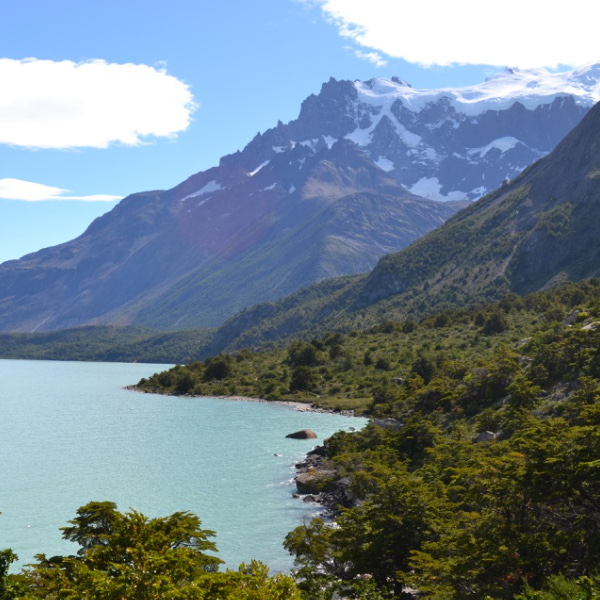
[1,65,599,332]
[205,99,600,354]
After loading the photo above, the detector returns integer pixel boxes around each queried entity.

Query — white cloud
[353,49,388,67]
[306,0,600,68]
[0,58,196,149]
[0,178,121,202]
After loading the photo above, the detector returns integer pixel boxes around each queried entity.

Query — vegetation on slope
[5,280,600,598]
[135,280,600,411]
[0,326,213,364]
[133,278,600,598]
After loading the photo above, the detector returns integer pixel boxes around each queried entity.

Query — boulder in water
[286,429,317,439]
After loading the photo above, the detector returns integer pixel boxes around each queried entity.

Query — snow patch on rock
[323,135,337,148]
[467,136,522,159]
[408,177,467,202]
[180,180,222,201]
[375,157,395,172]
[249,160,270,176]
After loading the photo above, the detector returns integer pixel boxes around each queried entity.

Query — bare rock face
[295,469,335,494]
[476,431,497,443]
[295,472,322,494]
[286,429,317,439]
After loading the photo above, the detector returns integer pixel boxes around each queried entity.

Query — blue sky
[1,0,597,264]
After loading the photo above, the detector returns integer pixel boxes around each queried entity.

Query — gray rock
[372,418,404,430]
[295,472,322,494]
[302,494,321,503]
[564,311,580,325]
[476,431,497,443]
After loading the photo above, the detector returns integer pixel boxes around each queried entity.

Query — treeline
[135,278,600,597]
[0,326,213,364]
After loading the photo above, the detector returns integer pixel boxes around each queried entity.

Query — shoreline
[212,395,356,416]
[127,386,357,417]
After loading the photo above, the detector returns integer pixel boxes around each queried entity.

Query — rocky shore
[292,443,356,515]
[291,421,402,512]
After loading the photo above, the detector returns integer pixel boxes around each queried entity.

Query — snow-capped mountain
[0,64,598,333]
[208,92,600,354]
[232,62,600,202]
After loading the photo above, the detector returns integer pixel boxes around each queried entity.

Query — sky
[1,0,598,264]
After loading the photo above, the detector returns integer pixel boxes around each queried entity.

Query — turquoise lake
[0,359,366,571]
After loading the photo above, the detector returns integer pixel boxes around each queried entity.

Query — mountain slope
[361,97,600,304]
[0,142,461,331]
[207,99,600,353]
[1,64,599,332]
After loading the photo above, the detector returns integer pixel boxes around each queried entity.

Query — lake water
[0,359,366,572]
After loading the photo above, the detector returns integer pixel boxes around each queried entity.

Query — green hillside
[136,280,600,412]
[133,278,600,598]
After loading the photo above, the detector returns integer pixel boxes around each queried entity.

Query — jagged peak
[391,76,411,87]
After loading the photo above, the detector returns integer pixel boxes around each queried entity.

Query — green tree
[23,502,222,600]
[482,310,509,334]
[516,574,600,600]
[411,355,436,384]
[289,366,317,392]
[0,548,18,600]
[203,355,232,382]
[174,370,195,394]
[286,341,325,367]
[198,561,301,600]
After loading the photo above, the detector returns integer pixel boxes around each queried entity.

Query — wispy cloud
[305,0,599,68]
[0,178,121,202]
[0,58,196,149]
[353,49,388,67]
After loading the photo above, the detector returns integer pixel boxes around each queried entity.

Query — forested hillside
[134,278,600,598]
[5,280,600,598]
[0,326,211,364]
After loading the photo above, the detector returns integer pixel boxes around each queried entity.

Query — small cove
[0,359,366,571]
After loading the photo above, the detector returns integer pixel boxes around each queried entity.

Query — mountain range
[206,92,600,354]
[1,63,599,333]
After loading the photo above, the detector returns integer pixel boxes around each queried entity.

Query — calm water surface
[0,359,366,571]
